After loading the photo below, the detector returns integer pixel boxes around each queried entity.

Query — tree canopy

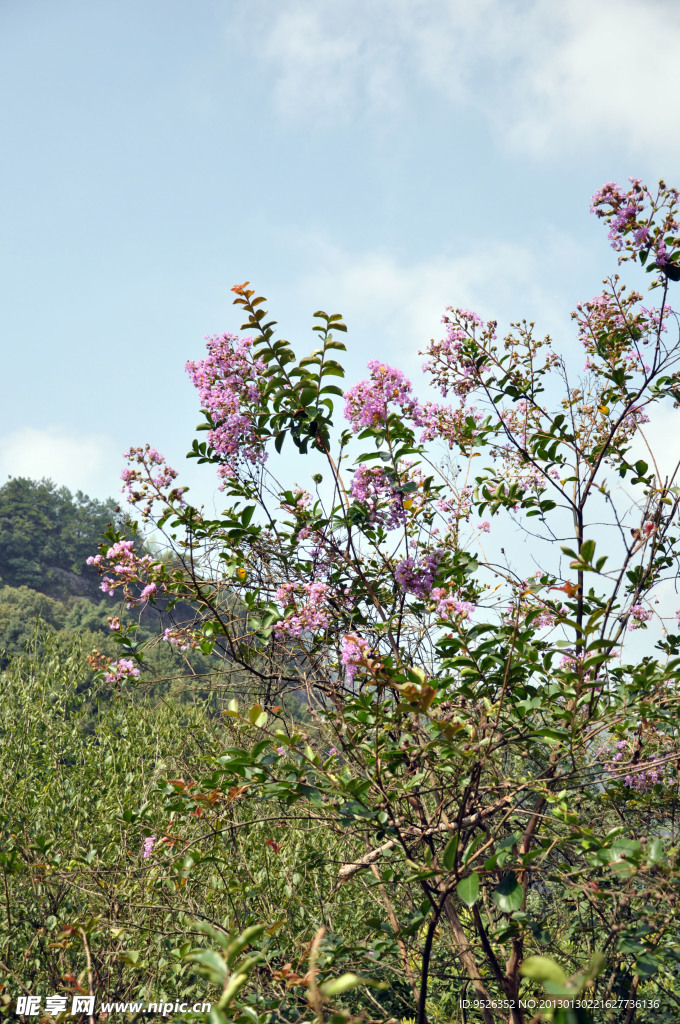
[0,477,118,599]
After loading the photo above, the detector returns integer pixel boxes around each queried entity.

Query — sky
[2,0,680,512]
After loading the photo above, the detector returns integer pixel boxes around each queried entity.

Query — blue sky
[2,0,679,511]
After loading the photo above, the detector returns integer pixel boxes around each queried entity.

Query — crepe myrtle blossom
[121,446,186,519]
[624,764,665,790]
[422,308,493,399]
[417,401,485,449]
[349,464,407,530]
[344,360,421,431]
[574,290,671,371]
[430,588,474,622]
[105,658,141,685]
[604,741,666,791]
[591,177,680,268]
[142,836,156,859]
[274,582,331,637]
[629,604,653,630]
[340,634,372,685]
[186,332,267,483]
[162,628,195,652]
[395,550,443,599]
[87,541,162,607]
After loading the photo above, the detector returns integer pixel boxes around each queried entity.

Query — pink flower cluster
[344,361,420,431]
[142,835,156,858]
[87,540,160,607]
[162,627,196,652]
[417,401,484,449]
[395,550,442,599]
[121,446,186,520]
[340,634,371,684]
[574,290,669,372]
[436,487,473,527]
[349,465,407,530]
[430,588,474,621]
[104,658,141,685]
[591,178,679,270]
[422,309,492,399]
[591,181,649,252]
[532,609,557,629]
[186,333,267,483]
[628,604,653,630]
[274,582,331,637]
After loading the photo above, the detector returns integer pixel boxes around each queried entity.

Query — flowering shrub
[87,180,680,1023]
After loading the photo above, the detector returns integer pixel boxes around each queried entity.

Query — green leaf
[584,951,606,982]
[223,925,266,962]
[647,837,667,865]
[635,951,659,980]
[248,704,264,725]
[533,728,569,743]
[520,955,567,984]
[493,871,523,913]
[442,835,458,871]
[219,972,249,1008]
[456,872,480,907]
[185,949,228,985]
[580,539,596,564]
[319,973,364,996]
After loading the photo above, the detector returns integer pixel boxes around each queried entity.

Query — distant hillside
[0,477,211,678]
[0,476,119,601]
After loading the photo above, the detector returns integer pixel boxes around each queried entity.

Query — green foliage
[0,477,118,599]
[8,181,680,1023]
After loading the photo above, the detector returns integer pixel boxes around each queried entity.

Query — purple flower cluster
[274,582,331,637]
[591,178,679,270]
[105,658,141,685]
[186,333,267,483]
[436,488,473,527]
[574,290,669,374]
[344,361,420,431]
[340,634,371,684]
[349,465,407,530]
[395,550,442,599]
[604,741,665,791]
[591,181,648,252]
[628,604,653,630]
[142,835,156,859]
[624,765,664,790]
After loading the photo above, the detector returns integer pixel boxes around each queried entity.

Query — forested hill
[0,476,140,661]
[0,477,209,676]
[0,476,119,601]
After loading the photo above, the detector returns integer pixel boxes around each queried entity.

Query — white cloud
[292,226,584,381]
[237,0,680,158]
[0,427,121,501]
